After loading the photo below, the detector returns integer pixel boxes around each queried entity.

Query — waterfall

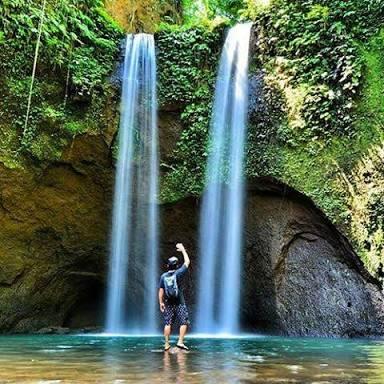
[195,23,252,335]
[106,34,159,334]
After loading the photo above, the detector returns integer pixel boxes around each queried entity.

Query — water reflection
[162,348,188,383]
[0,335,382,383]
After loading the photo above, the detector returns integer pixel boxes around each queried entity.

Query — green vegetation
[0,0,383,271]
[156,0,384,272]
[338,31,384,271]
[242,1,384,271]
[157,27,223,200]
[0,0,122,164]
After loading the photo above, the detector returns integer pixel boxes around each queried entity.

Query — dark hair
[167,256,179,270]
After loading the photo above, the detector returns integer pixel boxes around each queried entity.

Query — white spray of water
[106,34,159,334]
[196,23,252,335]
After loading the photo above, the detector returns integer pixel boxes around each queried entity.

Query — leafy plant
[0,0,122,157]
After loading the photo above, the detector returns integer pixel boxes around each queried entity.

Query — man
[159,243,190,351]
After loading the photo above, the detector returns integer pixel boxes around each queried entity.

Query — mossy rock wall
[0,135,113,331]
[155,23,384,275]
[0,1,383,331]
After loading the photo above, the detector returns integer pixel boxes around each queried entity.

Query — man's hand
[160,303,165,313]
[176,243,185,252]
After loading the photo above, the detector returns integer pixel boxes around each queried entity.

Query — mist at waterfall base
[106,34,159,334]
[196,23,252,335]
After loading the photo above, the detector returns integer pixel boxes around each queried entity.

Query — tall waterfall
[196,23,252,335]
[106,34,159,334]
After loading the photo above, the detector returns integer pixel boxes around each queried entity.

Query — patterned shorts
[163,303,190,327]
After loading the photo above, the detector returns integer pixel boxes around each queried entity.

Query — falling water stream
[196,23,252,334]
[106,34,159,334]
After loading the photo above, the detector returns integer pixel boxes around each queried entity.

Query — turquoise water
[1,335,384,383]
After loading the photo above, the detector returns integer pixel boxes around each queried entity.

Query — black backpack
[164,272,179,299]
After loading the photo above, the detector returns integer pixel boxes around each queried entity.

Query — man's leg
[163,304,173,350]
[177,324,187,346]
[177,304,189,348]
[164,325,171,349]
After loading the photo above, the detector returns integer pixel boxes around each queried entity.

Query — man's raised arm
[176,243,190,268]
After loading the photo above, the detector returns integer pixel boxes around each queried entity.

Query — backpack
[164,272,179,299]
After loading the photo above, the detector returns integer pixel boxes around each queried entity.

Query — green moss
[0,0,122,165]
[28,133,69,162]
[157,26,223,202]
[358,30,384,128]
[272,30,384,271]
[63,121,88,135]
[279,143,349,226]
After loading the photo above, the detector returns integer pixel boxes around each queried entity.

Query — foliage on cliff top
[244,2,384,272]
[250,0,382,140]
[104,0,182,32]
[0,0,122,164]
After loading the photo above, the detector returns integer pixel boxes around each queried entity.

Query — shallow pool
[0,334,384,383]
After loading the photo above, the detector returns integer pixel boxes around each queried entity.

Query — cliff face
[0,135,113,331]
[155,25,384,277]
[0,132,383,336]
[162,179,384,337]
[242,179,384,337]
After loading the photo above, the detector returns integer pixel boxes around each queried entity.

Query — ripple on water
[241,354,265,363]
[286,365,303,373]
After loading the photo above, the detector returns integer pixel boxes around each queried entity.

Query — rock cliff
[0,134,113,331]
[0,131,383,336]
[160,178,384,337]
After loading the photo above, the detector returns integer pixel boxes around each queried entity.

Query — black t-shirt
[159,264,188,305]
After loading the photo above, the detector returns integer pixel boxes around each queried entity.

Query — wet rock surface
[0,134,113,332]
[241,178,384,337]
